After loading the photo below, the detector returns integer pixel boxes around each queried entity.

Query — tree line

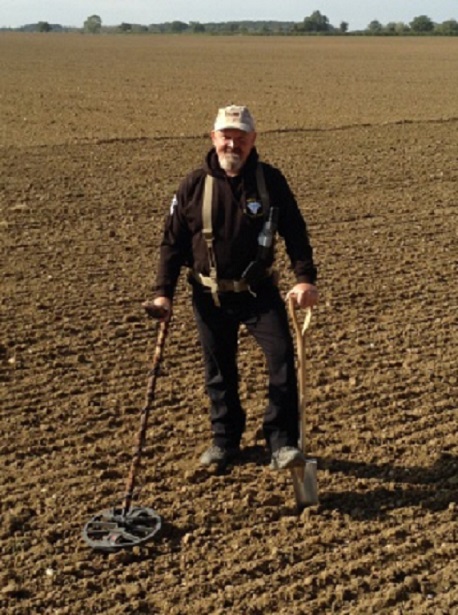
[4,11,458,36]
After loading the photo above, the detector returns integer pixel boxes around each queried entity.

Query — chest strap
[192,271,250,293]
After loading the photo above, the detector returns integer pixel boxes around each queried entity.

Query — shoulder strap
[256,163,270,216]
[201,175,220,306]
[200,166,270,306]
[202,174,214,242]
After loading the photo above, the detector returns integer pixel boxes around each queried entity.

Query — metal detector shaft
[82,304,168,552]
[122,308,169,517]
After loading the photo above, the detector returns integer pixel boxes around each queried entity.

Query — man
[148,104,318,471]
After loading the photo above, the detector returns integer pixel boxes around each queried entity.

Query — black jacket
[154,147,317,299]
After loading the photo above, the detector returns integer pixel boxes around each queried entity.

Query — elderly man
[149,104,318,471]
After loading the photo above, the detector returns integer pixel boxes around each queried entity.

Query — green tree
[368,20,383,34]
[436,19,458,35]
[395,22,410,34]
[170,20,188,33]
[37,21,51,32]
[303,11,331,33]
[84,14,102,34]
[131,24,148,33]
[410,15,434,32]
[385,22,397,34]
[190,22,205,33]
[339,21,349,34]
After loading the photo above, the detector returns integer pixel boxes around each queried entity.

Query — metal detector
[82,304,169,552]
[288,298,318,511]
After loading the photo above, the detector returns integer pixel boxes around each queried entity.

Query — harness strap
[192,269,274,294]
[256,163,270,215]
[199,164,271,306]
[202,175,220,306]
[192,272,250,293]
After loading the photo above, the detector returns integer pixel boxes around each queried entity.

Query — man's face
[211,128,257,176]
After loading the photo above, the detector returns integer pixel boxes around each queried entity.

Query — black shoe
[199,444,239,467]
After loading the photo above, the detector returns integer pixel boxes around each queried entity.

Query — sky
[0,0,457,31]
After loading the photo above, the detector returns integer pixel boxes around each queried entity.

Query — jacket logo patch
[246,200,263,217]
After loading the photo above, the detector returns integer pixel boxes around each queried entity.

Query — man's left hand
[287,283,319,309]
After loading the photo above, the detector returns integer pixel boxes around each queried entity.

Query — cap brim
[214,122,253,132]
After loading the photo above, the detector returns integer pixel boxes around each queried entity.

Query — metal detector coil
[82,305,169,552]
[83,506,162,552]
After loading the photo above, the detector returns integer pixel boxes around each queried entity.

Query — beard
[218,151,243,174]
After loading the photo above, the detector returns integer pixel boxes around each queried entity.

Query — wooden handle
[288,296,312,339]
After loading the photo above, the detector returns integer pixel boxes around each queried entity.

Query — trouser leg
[244,285,299,452]
[192,289,245,449]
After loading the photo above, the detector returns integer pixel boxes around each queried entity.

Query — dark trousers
[192,281,299,452]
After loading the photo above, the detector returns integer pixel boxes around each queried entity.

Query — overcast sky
[0,0,456,30]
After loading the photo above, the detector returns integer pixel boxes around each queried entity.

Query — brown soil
[1,34,457,614]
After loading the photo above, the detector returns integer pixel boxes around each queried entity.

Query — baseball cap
[213,105,255,133]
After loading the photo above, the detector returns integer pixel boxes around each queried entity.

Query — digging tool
[288,297,318,511]
[82,304,169,552]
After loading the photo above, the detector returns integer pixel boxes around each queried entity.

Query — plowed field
[1,34,457,614]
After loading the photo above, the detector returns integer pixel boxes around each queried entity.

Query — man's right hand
[142,297,172,322]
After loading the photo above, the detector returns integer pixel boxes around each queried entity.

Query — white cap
[214,105,255,132]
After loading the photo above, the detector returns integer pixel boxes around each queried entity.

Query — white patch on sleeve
[170,194,178,215]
